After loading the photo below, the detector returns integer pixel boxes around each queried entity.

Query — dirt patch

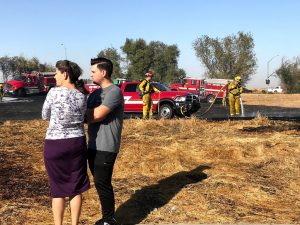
[1,117,300,224]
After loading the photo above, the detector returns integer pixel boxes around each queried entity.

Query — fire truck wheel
[159,104,174,119]
[17,88,26,97]
[206,94,215,103]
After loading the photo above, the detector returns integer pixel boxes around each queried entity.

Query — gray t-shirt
[87,84,124,153]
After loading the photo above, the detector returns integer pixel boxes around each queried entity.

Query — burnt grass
[1,117,300,224]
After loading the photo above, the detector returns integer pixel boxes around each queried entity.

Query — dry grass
[242,93,300,108]
[1,116,300,224]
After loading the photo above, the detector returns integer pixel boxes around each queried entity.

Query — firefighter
[139,71,160,119]
[0,84,4,102]
[228,76,243,116]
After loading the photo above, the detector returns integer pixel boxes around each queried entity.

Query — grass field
[242,93,300,108]
[0,94,300,224]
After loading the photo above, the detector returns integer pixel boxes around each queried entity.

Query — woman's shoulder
[47,86,77,97]
[49,86,63,93]
[69,89,87,102]
[46,86,59,96]
[52,86,82,94]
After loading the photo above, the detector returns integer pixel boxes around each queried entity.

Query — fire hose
[179,85,227,118]
[158,83,230,118]
[180,104,188,117]
[198,84,228,117]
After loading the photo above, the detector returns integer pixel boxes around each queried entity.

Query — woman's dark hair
[90,57,113,78]
[56,60,89,95]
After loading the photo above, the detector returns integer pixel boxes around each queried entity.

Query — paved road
[1,95,300,121]
[0,95,46,121]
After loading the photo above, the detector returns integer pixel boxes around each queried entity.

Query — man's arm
[86,105,111,124]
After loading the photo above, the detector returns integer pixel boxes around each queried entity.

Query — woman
[42,60,90,225]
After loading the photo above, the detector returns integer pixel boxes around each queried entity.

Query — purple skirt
[44,136,90,198]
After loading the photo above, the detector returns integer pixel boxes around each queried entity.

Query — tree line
[98,32,258,85]
[97,38,186,83]
[0,56,54,83]
[1,32,299,92]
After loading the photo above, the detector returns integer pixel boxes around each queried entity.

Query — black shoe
[95,218,119,225]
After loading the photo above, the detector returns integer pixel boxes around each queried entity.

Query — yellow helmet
[235,76,241,81]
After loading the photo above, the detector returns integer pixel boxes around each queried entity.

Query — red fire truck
[170,77,231,103]
[84,82,99,94]
[84,78,126,94]
[123,81,200,118]
[4,72,56,97]
[85,81,200,119]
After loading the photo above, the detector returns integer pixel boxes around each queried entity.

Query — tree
[0,56,12,83]
[15,56,28,74]
[97,47,123,79]
[193,31,257,84]
[121,38,185,83]
[121,38,150,81]
[28,57,40,72]
[276,58,300,93]
[0,55,54,82]
[40,62,55,72]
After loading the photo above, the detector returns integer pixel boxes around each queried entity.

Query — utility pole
[266,55,279,85]
[61,43,67,60]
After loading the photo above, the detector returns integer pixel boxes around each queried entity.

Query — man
[86,57,124,225]
[228,76,243,116]
[138,71,160,119]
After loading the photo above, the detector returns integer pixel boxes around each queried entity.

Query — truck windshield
[152,83,171,91]
[14,76,26,81]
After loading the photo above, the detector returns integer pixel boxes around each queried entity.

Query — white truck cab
[267,86,283,93]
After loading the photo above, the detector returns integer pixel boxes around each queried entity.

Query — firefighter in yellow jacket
[139,72,160,119]
[228,76,243,116]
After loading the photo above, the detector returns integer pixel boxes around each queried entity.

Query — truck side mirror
[266,79,270,85]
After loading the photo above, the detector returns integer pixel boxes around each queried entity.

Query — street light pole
[267,54,279,79]
[61,43,67,60]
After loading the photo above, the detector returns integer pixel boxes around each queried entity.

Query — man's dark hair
[91,57,113,78]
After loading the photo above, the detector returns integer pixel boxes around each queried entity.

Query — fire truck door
[123,83,143,112]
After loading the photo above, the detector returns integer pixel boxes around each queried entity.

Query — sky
[0,0,299,88]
